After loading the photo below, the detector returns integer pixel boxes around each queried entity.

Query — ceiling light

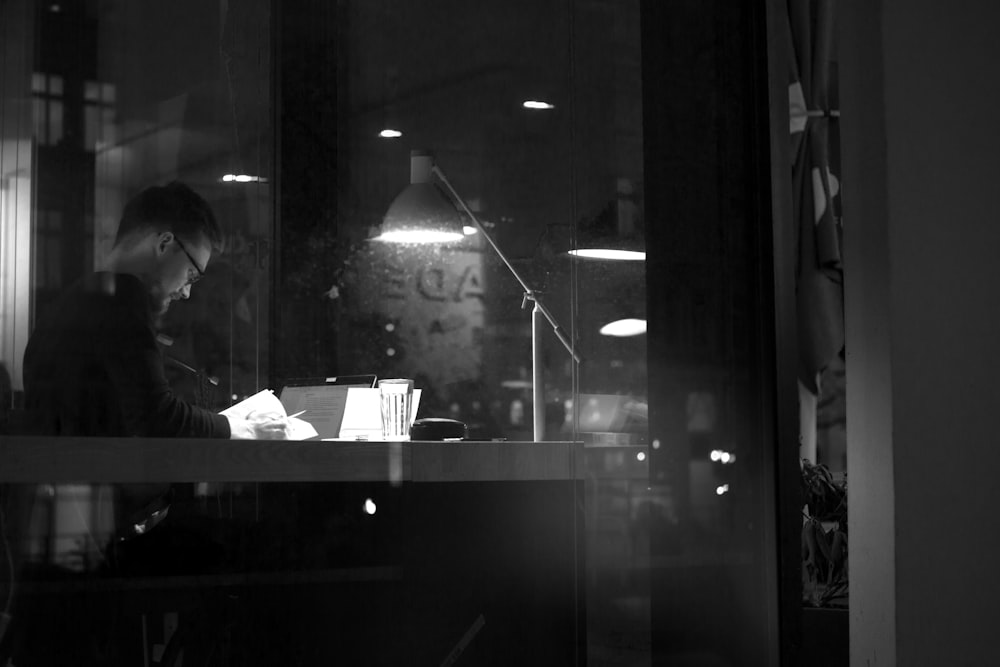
[599,318,647,337]
[569,248,645,261]
[221,174,267,183]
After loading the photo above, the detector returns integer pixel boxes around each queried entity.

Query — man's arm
[94,284,287,439]
[109,339,230,437]
[105,323,288,439]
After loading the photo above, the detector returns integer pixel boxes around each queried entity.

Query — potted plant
[801,459,848,607]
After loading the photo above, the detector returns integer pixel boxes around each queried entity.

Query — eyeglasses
[173,235,205,284]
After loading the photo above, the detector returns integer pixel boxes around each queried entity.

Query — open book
[220,389,319,440]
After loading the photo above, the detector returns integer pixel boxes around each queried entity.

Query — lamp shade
[375,151,465,244]
[599,318,647,337]
[567,177,645,261]
[569,246,646,261]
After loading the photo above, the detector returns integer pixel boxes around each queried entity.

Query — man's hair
[113,181,224,251]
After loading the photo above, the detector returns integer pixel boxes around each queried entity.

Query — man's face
[148,231,212,317]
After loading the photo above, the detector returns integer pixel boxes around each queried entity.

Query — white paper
[277,385,352,440]
[220,389,285,419]
[287,416,319,440]
[335,387,421,441]
[220,389,319,441]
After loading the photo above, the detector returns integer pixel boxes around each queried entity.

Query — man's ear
[155,231,174,255]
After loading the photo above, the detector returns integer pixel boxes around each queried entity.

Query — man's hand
[227,410,291,440]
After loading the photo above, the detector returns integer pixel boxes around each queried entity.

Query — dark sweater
[22,272,230,438]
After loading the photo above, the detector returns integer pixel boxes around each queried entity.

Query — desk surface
[0,436,585,484]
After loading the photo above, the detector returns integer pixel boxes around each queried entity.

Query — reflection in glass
[0,0,785,663]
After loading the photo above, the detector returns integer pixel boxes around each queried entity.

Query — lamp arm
[528,296,580,363]
[431,167,530,292]
[431,165,581,364]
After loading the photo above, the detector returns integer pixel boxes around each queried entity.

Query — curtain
[786,0,843,460]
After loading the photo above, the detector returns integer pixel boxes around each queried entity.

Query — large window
[1,1,786,664]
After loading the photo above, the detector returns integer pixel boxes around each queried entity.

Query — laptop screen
[577,393,646,433]
[278,375,377,440]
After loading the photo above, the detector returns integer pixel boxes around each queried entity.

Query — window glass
[0,0,272,413]
[275,1,646,444]
[277,0,650,660]
[1,1,783,664]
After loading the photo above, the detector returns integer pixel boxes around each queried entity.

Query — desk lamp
[376,150,581,441]
[566,178,645,261]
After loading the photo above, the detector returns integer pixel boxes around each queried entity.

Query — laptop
[277,375,377,440]
[577,393,647,433]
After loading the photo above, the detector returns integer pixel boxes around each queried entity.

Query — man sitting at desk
[5,182,288,665]
[22,181,287,440]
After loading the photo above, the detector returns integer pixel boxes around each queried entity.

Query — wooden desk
[0,436,581,483]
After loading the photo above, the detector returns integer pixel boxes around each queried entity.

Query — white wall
[842,1,1000,664]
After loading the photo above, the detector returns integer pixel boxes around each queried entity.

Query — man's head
[110,182,223,317]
